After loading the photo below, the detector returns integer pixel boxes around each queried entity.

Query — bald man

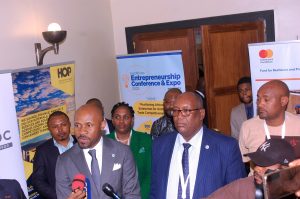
[150,92,245,199]
[239,80,300,163]
[55,104,140,199]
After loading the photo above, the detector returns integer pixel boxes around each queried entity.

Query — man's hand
[67,189,86,199]
[289,158,300,197]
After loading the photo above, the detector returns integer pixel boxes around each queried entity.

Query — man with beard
[55,103,140,199]
[206,139,298,199]
[230,76,253,140]
[239,80,300,164]
[32,111,76,199]
[151,88,182,139]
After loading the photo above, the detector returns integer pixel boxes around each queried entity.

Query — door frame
[125,10,275,53]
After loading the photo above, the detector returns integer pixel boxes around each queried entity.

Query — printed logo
[0,130,13,150]
[139,147,145,153]
[259,142,271,152]
[122,74,130,88]
[259,49,273,58]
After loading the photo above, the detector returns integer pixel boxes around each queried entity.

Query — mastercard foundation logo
[259,49,273,58]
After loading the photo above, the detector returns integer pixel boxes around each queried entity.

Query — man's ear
[200,109,205,120]
[101,119,107,130]
[281,96,289,107]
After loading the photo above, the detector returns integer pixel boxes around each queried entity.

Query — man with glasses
[150,92,246,199]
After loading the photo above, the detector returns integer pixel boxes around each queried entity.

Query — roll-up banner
[0,73,28,197]
[116,51,185,133]
[249,40,300,115]
[0,61,75,198]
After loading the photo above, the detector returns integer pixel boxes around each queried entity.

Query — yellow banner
[50,63,75,95]
[18,106,66,143]
[133,100,164,117]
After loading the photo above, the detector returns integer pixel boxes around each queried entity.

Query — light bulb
[47,23,62,31]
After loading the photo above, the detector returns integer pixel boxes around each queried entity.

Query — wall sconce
[34,23,67,66]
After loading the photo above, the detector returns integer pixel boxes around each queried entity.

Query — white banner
[0,73,28,197]
[116,51,185,133]
[249,40,300,115]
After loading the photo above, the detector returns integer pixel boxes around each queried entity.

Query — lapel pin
[205,145,209,149]
[112,154,115,158]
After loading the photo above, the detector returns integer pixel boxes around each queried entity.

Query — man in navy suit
[32,111,76,199]
[150,92,246,199]
[0,179,26,199]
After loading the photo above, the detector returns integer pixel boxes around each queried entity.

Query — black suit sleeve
[14,180,27,199]
[31,147,57,199]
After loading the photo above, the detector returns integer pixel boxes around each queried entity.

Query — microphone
[102,183,121,199]
[72,173,91,199]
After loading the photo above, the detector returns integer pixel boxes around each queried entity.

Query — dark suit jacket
[150,126,246,199]
[55,136,140,199]
[31,136,76,199]
[106,118,115,133]
[0,179,26,199]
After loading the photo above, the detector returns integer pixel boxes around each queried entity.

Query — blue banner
[117,51,185,133]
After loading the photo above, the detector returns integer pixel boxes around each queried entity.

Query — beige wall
[110,0,300,54]
[0,1,119,117]
[1,1,299,116]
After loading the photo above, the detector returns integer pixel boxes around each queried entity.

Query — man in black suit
[86,98,115,134]
[0,179,26,199]
[32,111,76,199]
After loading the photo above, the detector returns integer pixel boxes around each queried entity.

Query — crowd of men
[3,79,300,199]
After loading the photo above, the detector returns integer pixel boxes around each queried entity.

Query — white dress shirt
[83,138,103,174]
[166,127,203,199]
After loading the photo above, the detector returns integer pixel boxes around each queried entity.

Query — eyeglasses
[172,108,201,117]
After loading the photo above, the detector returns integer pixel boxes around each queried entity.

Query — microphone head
[72,173,86,191]
[102,183,114,197]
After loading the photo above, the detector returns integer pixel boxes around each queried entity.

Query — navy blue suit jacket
[32,136,76,199]
[0,179,26,199]
[150,126,246,199]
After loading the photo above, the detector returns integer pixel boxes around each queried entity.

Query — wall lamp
[34,23,67,66]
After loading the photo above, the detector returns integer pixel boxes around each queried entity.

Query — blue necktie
[178,143,191,199]
[88,149,101,192]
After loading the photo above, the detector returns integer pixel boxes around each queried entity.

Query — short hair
[237,76,251,89]
[266,80,290,97]
[47,111,69,125]
[86,98,103,108]
[164,88,182,100]
[86,98,105,117]
[192,92,204,108]
[111,102,135,118]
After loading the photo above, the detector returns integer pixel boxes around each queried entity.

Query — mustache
[78,135,89,140]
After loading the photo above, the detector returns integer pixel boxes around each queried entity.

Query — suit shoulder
[104,136,131,150]
[58,143,78,159]
[241,116,263,128]
[205,128,237,145]
[231,103,244,112]
[132,130,151,139]
[153,131,176,145]
[0,179,20,187]
[35,138,54,151]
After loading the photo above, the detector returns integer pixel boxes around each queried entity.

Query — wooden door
[133,29,198,91]
[202,21,265,135]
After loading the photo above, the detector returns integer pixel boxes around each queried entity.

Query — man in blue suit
[0,179,26,199]
[150,92,246,199]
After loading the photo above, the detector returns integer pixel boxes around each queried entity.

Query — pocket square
[112,163,121,171]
